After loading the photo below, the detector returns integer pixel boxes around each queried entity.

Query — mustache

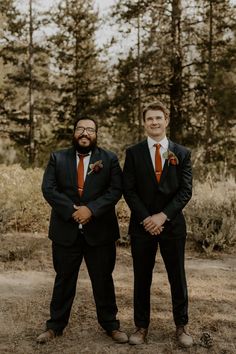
[78,135,91,140]
[72,136,97,154]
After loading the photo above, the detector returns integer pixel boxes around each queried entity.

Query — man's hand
[143,216,163,235]
[72,205,92,225]
[143,212,167,236]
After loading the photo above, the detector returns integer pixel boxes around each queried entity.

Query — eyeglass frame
[74,127,97,135]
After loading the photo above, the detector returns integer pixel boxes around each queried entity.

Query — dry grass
[185,175,236,253]
[1,164,235,254]
[0,164,49,234]
[0,233,235,354]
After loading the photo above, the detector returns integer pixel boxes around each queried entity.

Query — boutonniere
[162,150,179,166]
[88,160,103,175]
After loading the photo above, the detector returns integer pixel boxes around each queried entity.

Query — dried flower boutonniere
[162,150,179,166]
[88,160,103,175]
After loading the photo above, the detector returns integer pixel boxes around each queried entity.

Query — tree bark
[28,0,35,164]
[169,0,183,143]
[206,0,213,142]
[137,3,142,141]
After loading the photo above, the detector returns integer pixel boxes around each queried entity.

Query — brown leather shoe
[36,329,55,344]
[107,329,129,343]
[129,327,148,345]
[176,326,193,347]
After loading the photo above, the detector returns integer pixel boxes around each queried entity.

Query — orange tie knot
[78,153,89,159]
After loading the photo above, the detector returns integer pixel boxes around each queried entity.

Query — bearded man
[37,117,128,344]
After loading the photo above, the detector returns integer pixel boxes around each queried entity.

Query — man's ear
[165,116,170,127]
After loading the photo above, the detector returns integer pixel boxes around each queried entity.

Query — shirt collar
[147,136,168,149]
[77,151,92,157]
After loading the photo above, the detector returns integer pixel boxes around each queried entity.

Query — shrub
[1,164,235,254]
[185,175,236,253]
[0,164,49,234]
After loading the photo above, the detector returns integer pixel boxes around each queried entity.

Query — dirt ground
[0,233,235,354]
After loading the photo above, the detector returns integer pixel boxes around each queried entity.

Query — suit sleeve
[42,153,75,221]
[86,154,122,217]
[163,150,192,220]
[123,148,150,223]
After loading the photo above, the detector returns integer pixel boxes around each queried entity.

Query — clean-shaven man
[37,117,128,344]
[123,101,193,347]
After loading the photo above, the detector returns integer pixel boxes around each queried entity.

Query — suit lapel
[159,158,168,184]
[168,139,175,153]
[67,147,77,191]
[159,139,176,185]
[142,140,158,186]
[82,147,100,195]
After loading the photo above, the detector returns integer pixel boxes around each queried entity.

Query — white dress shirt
[147,136,169,170]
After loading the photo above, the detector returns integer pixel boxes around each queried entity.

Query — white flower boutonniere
[88,160,103,175]
[162,150,179,166]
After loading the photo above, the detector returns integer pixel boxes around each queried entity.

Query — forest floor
[0,233,235,354]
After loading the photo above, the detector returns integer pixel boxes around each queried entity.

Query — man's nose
[152,118,159,124]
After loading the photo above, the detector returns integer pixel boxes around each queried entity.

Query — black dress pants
[46,231,120,334]
[131,234,188,329]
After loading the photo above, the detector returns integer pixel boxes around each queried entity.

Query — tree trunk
[206,0,213,142]
[137,5,142,141]
[28,0,35,164]
[75,34,79,119]
[169,0,183,143]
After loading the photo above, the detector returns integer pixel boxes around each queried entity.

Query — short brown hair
[142,100,169,121]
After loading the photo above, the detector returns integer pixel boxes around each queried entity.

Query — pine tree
[0,0,53,165]
[0,0,26,137]
[111,0,188,142]
[49,0,104,144]
[110,0,151,142]
[193,0,236,162]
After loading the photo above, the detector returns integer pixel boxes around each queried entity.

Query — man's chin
[76,145,92,154]
[78,138,91,144]
[79,142,90,147]
[73,139,97,154]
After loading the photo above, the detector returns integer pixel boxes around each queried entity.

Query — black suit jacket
[123,139,192,239]
[42,146,122,246]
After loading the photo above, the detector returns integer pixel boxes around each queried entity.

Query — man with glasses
[37,117,128,344]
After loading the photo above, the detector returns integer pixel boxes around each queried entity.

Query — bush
[185,175,236,253]
[0,164,49,234]
[1,164,235,254]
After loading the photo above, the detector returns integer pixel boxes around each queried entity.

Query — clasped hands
[72,205,92,225]
[143,212,167,236]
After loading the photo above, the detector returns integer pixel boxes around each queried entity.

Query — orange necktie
[154,143,162,182]
[77,154,88,196]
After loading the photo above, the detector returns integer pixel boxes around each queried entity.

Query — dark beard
[72,136,97,154]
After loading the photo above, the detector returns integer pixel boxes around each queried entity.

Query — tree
[193,0,236,163]
[49,0,105,144]
[111,0,187,142]
[0,0,26,138]
[0,0,53,165]
[169,0,183,142]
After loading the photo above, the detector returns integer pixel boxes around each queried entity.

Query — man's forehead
[145,109,165,118]
[76,119,95,127]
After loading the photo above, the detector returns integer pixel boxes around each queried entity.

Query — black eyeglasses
[75,127,96,135]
